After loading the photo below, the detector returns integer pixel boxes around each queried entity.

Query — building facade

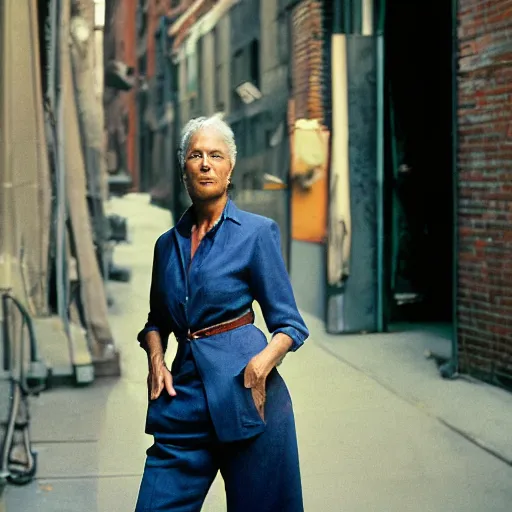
[153,0,512,388]
[455,0,512,387]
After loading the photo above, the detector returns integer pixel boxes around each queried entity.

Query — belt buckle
[187,328,200,340]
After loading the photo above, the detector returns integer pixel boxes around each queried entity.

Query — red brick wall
[457,0,512,384]
[291,0,324,121]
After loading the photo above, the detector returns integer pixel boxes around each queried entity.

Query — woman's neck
[193,195,228,232]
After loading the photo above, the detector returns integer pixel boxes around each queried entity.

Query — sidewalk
[307,313,512,466]
[4,194,512,511]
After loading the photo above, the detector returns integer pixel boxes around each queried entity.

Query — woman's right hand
[147,357,177,400]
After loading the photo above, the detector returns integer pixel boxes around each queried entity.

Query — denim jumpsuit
[135,199,309,512]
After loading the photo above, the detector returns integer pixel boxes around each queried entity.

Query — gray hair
[178,114,237,171]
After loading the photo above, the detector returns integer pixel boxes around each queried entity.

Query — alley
[4,195,512,512]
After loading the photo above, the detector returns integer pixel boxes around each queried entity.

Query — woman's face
[184,127,232,202]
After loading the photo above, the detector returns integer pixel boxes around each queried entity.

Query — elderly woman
[135,115,309,512]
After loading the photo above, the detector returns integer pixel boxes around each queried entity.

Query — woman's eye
[212,154,222,159]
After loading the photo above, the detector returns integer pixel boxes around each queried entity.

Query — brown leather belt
[186,310,254,340]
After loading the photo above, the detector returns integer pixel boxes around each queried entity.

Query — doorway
[384,0,454,329]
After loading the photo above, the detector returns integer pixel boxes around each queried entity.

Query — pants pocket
[235,367,266,426]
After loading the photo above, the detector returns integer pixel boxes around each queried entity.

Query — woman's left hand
[244,354,269,421]
[243,333,293,421]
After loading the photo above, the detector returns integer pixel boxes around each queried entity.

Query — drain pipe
[440,0,459,379]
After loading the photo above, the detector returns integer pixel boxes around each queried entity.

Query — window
[233,49,244,87]
[231,39,261,110]
[249,39,260,87]
[277,12,290,65]
[213,26,224,111]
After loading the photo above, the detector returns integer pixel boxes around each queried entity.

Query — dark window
[213,26,224,111]
[249,39,260,87]
[231,39,260,110]
[233,49,244,86]
[277,12,289,65]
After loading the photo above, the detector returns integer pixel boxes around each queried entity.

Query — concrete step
[32,317,94,387]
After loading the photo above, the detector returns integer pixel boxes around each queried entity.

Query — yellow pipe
[362,0,374,36]
[328,34,351,285]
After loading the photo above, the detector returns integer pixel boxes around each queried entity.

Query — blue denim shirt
[138,199,309,441]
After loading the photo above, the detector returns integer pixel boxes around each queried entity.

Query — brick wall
[457,0,512,385]
[290,0,325,121]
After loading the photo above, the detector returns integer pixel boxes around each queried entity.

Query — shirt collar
[176,198,241,237]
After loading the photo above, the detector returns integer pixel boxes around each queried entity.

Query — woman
[135,115,309,512]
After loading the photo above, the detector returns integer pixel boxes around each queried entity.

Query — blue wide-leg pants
[134,344,303,512]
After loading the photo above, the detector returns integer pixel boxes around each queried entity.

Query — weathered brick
[456,0,512,387]
[290,0,325,122]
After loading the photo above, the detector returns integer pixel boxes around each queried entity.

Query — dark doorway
[384,0,454,325]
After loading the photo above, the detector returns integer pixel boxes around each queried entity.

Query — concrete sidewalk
[4,194,512,511]
[308,313,512,467]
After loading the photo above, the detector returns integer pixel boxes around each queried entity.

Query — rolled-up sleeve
[137,237,171,352]
[249,220,309,351]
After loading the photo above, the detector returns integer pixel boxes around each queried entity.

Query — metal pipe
[440,0,459,379]
[333,0,343,34]
[0,293,41,483]
[48,0,58,106]
[451,0,459,373]
[3,294,40,364]
[362,0,373,36]
[2,295,10,372]
[352,0,362,34]
[55,0,70,337]
[376,34,385,331]
[344,0,352,34]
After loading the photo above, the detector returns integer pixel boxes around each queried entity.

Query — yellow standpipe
[362,0,374,36]
[328,34,351,286]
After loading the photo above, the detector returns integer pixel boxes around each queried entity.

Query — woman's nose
[201,154,210,169]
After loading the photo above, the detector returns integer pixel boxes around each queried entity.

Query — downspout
[440,0,459,379]
[375,0,385,332]
[55,0,71,338]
